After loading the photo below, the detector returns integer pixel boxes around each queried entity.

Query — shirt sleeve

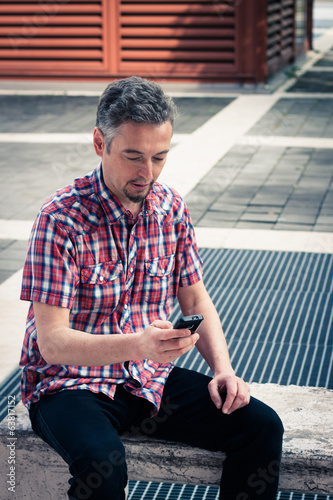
[20,211,79,309]
[179,205,203,287]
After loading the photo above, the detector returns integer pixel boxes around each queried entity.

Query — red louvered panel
[120,4,234,14]
[121,39,235,49]
[266,0,296,77]
[118,1,237,78]
[119,61,236,74]
[0,15,103,25]
[120,15,234,26]
[120,27,235,38]
[122,50,234,62]
[0,38,102,48]
[0,4,102,14]
[0,0,111,76]
[0,49,104,59]
[0,27,103,36]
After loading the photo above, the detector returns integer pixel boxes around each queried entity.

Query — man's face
[93,121,173,216]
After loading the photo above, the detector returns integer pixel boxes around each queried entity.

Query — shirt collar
[92,164,166,224]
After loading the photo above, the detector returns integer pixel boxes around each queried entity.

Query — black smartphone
[173,315,204,333]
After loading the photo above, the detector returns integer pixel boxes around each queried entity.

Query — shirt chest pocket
[79,260,123,313]
[144,254,175,303]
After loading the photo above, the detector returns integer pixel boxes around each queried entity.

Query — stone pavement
[0,3,332,498]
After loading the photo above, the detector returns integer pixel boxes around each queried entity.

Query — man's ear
[93,127,105,157]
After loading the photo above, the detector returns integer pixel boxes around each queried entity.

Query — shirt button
[99,276,104,282]
[129,267,133,273]
[124,304,128,309]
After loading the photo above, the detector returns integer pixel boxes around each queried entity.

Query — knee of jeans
[73,438,127,480]
[246,398,284,443]
[257,402,284,452]
[266,403,284,434]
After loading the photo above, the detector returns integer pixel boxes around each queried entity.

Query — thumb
[151,320,173,330]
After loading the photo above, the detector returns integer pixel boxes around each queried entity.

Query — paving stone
[244,205,281,213]
[274,223,314,231]
[232,175,267,187]
[316,215,333,225]
[0,96,99,133]
[0,269,14,284]
[289,194,325,206]
[247,98,333,137]
[319,207,333,216]
[208,199,245,212]
[0,245,28,262]
[209,210,242,221]
[278,213,317,224]
[0,258,23,272]
[0,142,96,220]
[282,205,319,216]
[313,51,333,68]
[0,239,13,250]
[203,167,241,190]
[235,221,275,229]
[197,212,236,227]
[240,211,280,223]
[287,71,333,93]
[265,176,299,186]
[296,178,331,190]
[314,224,333,232]
[251,186,292,205]
[10,240,29,250]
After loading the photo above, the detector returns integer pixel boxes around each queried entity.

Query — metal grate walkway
[172,249,333,390]
[127,482,332,500]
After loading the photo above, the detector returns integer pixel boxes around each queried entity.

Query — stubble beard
[123,180,154,204]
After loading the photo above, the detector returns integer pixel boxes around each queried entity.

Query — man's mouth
[130,181,151,190]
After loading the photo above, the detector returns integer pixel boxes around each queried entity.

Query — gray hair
[96,76,178,152]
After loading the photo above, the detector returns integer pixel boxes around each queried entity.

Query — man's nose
[138,159,153,180]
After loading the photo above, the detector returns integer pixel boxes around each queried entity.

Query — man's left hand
[208,373,250,415]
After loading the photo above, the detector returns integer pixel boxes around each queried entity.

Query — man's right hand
[138,320,199,364]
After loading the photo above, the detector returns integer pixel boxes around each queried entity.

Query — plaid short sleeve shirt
[20,165,202,414]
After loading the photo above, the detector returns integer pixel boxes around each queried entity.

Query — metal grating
[0,367,21,423]
[172,248,333,389]
[127,481,333,500]
[127,482,333,499]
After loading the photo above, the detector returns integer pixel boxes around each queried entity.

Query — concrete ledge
[0,383,332,499]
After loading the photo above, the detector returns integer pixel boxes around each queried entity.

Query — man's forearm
[177,281,234,376]
[34,302,198,367]
[38,324,143,367]
[186,299,234,376]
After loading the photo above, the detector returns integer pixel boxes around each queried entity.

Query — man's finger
[151,320,173,330]
[223,380,250,414]
[208,379,223,410]
[221,379,238,414]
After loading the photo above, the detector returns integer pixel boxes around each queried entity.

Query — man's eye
[127,156,141,161]
[153,157,165,162]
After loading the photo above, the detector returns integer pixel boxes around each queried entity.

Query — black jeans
[29,367,284,500]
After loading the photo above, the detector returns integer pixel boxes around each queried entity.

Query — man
[20,76,283,500]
